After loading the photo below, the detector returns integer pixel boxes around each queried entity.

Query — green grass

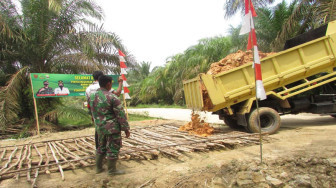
[58,113,156,128]
[130,104,185,109]
[58,117,92,127]
[128,113,157,121]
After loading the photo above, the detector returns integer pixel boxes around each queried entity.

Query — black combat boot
[95,154,105,174]
[107,159,125,175]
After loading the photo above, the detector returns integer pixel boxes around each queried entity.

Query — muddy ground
[0,114,336,188]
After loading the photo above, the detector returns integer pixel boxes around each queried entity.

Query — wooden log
[0,148,6,162]
[79,138,95,150]
[74,140,95,155]
[0,146,24,175]
[48,142,65,181]
[0,156,94,178]
[55,142,89,166]
[61,141,89,156]
[16,145,28,180]
[31,145,43,188]
[0,147,18,174]
[86,137,95,143]
[27,145,32,182]
[51,143,76,169]
[139,129,174,141]
[44,143,50,174]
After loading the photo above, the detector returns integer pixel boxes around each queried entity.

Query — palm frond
[43,106,91,123]
[223,0,275,18]
[0,67,29,129]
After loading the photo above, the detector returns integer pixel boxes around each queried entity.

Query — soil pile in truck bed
[202,50,275,110]
[179,112,214,137]
[207,50,275,75]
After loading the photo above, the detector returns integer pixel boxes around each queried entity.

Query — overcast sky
[95,0,242,69]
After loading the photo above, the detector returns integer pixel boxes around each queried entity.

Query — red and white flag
[118,50,131,99]
[240,0,266,100]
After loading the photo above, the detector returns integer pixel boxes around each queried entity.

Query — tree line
[127,0,336,106]
[1,0,335,129]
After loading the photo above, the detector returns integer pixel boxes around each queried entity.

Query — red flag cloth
[250,0,257,17]
[123,87,130,93]
[121,74,127,81]
[247,29,257,50]
[118,50,125,57]
[254,63,262,80]
[241,0,266,100]
[120,62,127,68]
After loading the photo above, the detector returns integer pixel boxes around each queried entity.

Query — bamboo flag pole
[118,49,131,121]
[240,0,267,164]
[29,74,40,135]
[123,94,129,120]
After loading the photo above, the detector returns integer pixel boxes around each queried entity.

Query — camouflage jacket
[89,88,129,135]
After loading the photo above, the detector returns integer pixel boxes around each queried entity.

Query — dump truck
[183,21,336,134]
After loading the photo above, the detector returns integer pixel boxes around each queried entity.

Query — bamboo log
[0,156,94,178]
[0,146,23,175]
[31,145,43,188]
[0,147,18,173]
[74,140,95,155]
[51,143,76,169]
[0,148,6,162]
[0,135,94,149]
[61,141,89,156]
[44,143,50,174]
[86,137,95,143]
[79,138,95,150]
[27,145,32,182]
[16,145,28,180]
[55,142,89,166]
[48,142,65,181]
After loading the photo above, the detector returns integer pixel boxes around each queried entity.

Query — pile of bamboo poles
[0,125,268,187]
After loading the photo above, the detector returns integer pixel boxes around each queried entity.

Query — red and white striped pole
[240,0,265,163]
[118,50,131,120]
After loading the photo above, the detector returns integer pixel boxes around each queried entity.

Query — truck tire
[224,116,243,130]
[247,107,281,134]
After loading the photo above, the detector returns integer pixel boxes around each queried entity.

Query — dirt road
[128,108,224,124]
[1,113,336,187]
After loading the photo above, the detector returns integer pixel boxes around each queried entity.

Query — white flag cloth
[123,80,129,87]
[124,93,131,99]
[240,11,252,35]
[119,56,126,62]
[120,68,127,75]
[256,80,267,100]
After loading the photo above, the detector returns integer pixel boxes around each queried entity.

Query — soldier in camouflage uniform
[89,75,130,175]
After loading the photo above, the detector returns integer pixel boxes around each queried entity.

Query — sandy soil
[1,114,336,188]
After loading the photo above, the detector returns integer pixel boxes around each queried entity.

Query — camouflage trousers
[96,133,122,159]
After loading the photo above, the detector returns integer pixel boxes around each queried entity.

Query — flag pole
[29,74,40,135]
[248,0,263,164]
[123,94,129,120]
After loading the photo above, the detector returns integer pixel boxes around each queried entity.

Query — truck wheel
[247,107,281,134]
[224,116,243,130]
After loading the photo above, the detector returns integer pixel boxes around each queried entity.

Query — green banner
[30,73,119,98]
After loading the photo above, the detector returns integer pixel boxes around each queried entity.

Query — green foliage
[128,114,157,121]
[254,0,298,52]
[0,67,31,129]
[0,0,134,128]
[127,36,232,106]
[223,0,275,18]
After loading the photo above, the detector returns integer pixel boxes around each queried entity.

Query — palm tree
[254,0,297,52]
[128,61,152,105]
[0,0,133,129]
[223,0,275,18]
[274,0,336,50]
[132,36,232,105]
